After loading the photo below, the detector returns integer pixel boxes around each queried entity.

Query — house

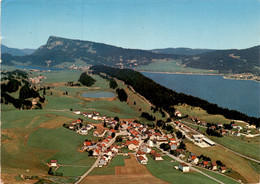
[234,132,241,136]
[147,140,155,147]
[93,131,99,137]
[84,141,92,146]
[80,128,88,135]
[190,154,199,165]
[142,146,152,154]
[221,129,227,135]
[150,150,163,161]
[69,124,75,130]
[220,166,226,173]
[175,110,182,117]
[93,149,100,157]
[237,126,243,130]
[126,140,139,151]
[169,138,177,143]
[110,145,119,153]
[202,138,216,146]
[50,160,57,167]
[93,111,100,116]
[217,123,223,128]
[93,115,99,120]
[211,162,218,171]
[98,157,108,167]
[74,110,80,114]
[211,126,216,130]
[169,142,178,150]
[231,124,237,129]
[137,156,147,164]
[202,161,209,167]
[179,163,190,172]
[246,124,256,129]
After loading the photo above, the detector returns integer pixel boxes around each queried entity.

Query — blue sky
[1,0,260,50]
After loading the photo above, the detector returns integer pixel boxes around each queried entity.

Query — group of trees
[1,79,21,93]
[91,65,259,127]
[116,88,128,102]
[1,70,45,109]
[109,78,118,89]
[141,112,155,121]
[78,72,96,86]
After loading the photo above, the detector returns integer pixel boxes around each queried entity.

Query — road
[217,143,260,164]
[75,131,126,184]
[156,146,225,184]
[75,156,101,184]
[181,121,260,163]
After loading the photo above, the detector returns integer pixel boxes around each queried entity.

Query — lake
[82,92,115,98]
[142,72,260,118]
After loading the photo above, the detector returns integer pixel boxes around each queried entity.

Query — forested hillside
[91,65,259,126]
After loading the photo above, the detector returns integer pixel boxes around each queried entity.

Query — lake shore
[138,70,260,82]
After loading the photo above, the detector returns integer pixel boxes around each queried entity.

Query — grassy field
[186,143,259,183]
[195,167,239,184]
[211,136,260,160]
[145,155,220,184]
[247,160,260,173]
[89,155,126,175]
[175,104,234,125]
[136,60,218,74]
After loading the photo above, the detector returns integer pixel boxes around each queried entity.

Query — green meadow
[136,60,217,74]
[145,155,219,184]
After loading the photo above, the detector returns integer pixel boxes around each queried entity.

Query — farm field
[186,143,259,183]
[81,155,168,184]
[89,155,126,176]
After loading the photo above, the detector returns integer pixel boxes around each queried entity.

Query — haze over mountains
[1,44,35,56]
[1,36,259,75]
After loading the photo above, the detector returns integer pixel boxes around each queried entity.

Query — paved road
[156,146,225,184]
[75,156,101,184]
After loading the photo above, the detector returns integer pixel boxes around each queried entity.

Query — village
[48,108,241,177]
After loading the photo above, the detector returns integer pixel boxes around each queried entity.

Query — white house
[74,110,80,115]
[50,160,58,167]
[179,163,190,172]
[137,156,147,165]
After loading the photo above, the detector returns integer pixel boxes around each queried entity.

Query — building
[50,160,57,167]
[137,156,147,164]
[179,163,190,172]
[74,110,80,114]
[202,138,216,146]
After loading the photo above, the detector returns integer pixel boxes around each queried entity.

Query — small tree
[111,132,116,138]
[114,116,119,122]
[88,150,93,157]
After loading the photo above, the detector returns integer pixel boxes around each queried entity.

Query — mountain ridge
[1,44,36,56]
[1,36,259,75]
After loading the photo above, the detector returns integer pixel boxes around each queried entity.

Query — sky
[1,0,260,50]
